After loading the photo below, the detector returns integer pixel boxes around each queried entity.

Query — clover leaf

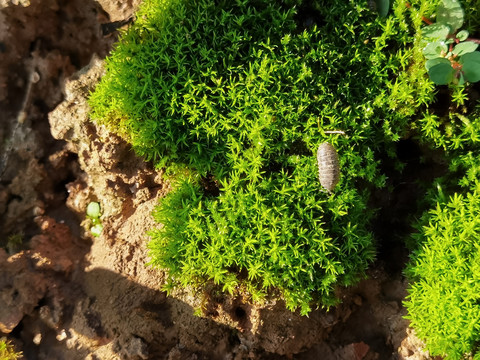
[460,52,480,82]
[423,41,448,59]
[436,0,464,32]
[375,0,390,17]
[426,59,455,85]
[420,0,480,85]
[421,23,450,42]
[456,30,469,41]
[453,42,479,56]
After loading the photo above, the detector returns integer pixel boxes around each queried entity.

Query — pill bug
[316,142,340,193]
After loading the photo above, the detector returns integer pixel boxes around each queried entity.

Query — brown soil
[0,1,434,359]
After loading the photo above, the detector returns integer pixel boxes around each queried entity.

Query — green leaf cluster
[87,0,440,313]
[404,0,480,149]
[420,0,480,85]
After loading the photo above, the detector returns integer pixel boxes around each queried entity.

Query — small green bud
[456,30,469,41]
[86,202,101,218]
[90,224,104,237]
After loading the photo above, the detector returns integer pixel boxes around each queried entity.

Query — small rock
[0,306,25,333]
[353,342,370,359]
[333,342,373,360]
[56,329,68,341]
[353,295,363,306]
[33,333,42,345]
[122,337,149,360]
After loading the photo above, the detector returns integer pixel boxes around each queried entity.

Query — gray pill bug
[316,142,340,193]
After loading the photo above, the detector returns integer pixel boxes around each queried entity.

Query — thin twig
[324,130,346,135]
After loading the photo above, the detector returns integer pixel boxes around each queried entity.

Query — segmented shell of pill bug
[316,142,340,192]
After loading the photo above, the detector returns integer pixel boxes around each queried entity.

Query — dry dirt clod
[398,328,431,360]
[0,252,47,333]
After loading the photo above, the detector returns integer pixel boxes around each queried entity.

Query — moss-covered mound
[89,0,447,314]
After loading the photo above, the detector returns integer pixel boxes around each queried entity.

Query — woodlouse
[316,142,340,192]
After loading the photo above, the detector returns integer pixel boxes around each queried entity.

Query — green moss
[88,0,449,313]
[404,0,480,349]
[404,104,480,359]
[0,338,22,360]
[405,186,480,359]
